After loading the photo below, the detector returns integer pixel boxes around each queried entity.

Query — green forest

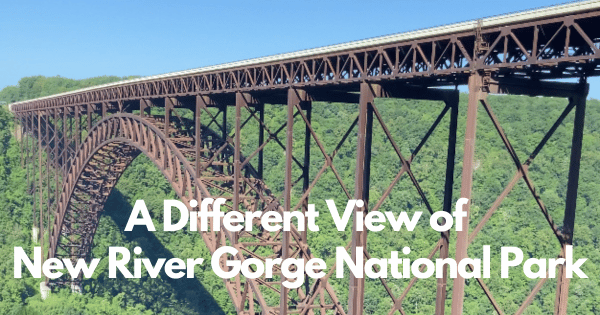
[0,75,599,314]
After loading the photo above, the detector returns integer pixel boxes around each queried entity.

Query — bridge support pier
[349,82,377,315]
[436,89,460,315]
[450,75,589,315]
[9,66,592,315]
[452,72,485,315]
[348,82,461,315]
[555,84,587,315]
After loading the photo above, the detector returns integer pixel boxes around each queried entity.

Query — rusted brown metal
[436,92,459,315]
[195,95,204,177]
[301,100,312,297]
[9,5,598,314]
[282,88,296,315]
[452,72,484,315]
[37,111,44,269]
[450,76,588,315]
[349,82,377,315]
[13,77,590,313]
[11,9,600,114]
[555,83,588,315]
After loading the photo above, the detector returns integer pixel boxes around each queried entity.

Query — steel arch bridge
[8,1,600,314]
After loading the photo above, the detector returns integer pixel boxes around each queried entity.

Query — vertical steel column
[32,113,38,233]
[19,116,23,160]
[258,103,265,180]
[53,109,59,220]
[165,98,173,137]
[221,103,228,166]
[195,96,205,177]
[30,113,36,233]
[364,99,374,206]
[17,115,23,167]
[75,106,80,149]
[69,108,73,161]
[23,114,29,208]
[37,110,44,270]
[282,88,299,315]
[101,102,108,118]
[554,85,587,315]
[140,99,147,118]
[47,110,52,242]
[47,110,53,243]
[54,109,60,205]
[222,103,228,141]
[302,100,312,294]
[24,115,28,188]
[21,116,25,163]
[452,73,484,315]
[69,108,73,150]
[87,104,93,130]
[436,92,459,315]
[234,94,243,241]
[349,82,377,315]
[63,108,68,176]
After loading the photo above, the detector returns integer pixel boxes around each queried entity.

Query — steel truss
[8,9,600,113]
[12,75,589,314]
[9,5,597,315]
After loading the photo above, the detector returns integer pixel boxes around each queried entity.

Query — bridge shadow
[86,188,226,315]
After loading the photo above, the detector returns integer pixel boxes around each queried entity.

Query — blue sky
[2,0,598,98]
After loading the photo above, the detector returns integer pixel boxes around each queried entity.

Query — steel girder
[8,9,600,114]
[12,72,590,315]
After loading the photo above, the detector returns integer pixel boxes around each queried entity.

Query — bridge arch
[48,113,211,265]
[48,113,269,312]
[46,113,341,314]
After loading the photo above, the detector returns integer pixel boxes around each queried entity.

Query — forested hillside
[0,76,598,314]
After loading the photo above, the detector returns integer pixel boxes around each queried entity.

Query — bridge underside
[9,4,599,315]
[12,77,589,315]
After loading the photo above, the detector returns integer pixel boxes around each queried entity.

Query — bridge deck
[9,0,600,113]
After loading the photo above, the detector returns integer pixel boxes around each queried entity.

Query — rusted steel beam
[37,111,44,275]
[140,99,147,117]
[62,108,68,176]
[349,82,378,315]
[258,103,265,180]
[101,102,107,118]
[11,7,600,113]
[17,115,23,167]
[195,95,205,177]
[451,72,485,315]
[436,91,459,315]
[87,104,93,130]
[481,98,564,243]
[74,106,80,149]
[301,100,312,279]
[29,113,36,231]
[281,88,299,315]
[220,103,227,140]
[46,110,53,261]
[555,83,587,315]
[164,97,173,137]
[234,93,243,244]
